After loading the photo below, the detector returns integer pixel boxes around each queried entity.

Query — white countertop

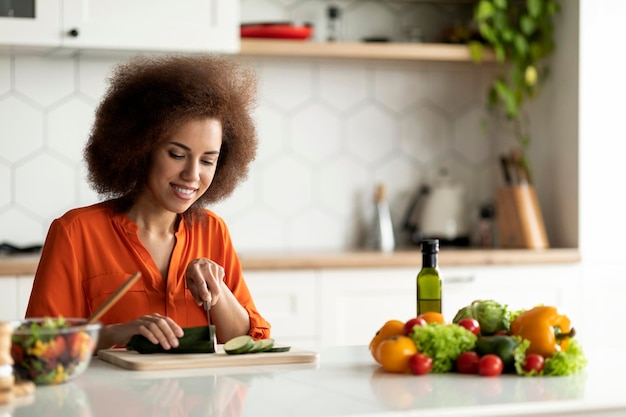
[3,345,624,417]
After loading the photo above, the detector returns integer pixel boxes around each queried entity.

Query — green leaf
[514,34,529,56]
[495,45,506,62]
[546,1,560,16]
[479,23,497,43]
[475,0,496,21]
[468,41,484,62]
[527,0,542,18]
[520,15,536,35]
[529,42,543,61]
[493,11,509,33]
[494,0,508,10]
[494,80,519,118]
[502,29,514,42]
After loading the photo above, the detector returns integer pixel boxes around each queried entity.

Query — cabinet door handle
[444,276,475,284]
[67,28,80,37]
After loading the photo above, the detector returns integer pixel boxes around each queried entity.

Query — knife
[499,155,513,186]
[203,284,212,326]
[510,148,530,185]
[203,292,216,351]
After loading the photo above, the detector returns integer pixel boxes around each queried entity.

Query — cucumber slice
[247,339,266,353]
[267,346,291,353]
[257,338,275,352]
[224,335,255,354]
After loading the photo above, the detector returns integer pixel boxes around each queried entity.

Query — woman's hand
[185,258,225,307]
[97,313,184,351]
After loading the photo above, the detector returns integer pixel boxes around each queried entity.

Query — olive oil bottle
[416,239,442,315]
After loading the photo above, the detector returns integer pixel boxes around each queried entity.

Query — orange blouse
[26,201,270,340]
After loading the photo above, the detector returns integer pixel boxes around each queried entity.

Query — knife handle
[500,155,513,186]
[511,148,530,184]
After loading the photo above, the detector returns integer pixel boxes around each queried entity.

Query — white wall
[575,0,626,349]
[579,0,626,261]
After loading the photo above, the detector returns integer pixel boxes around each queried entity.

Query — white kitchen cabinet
[317,263,582,347]
[62,0,239,53]
[0,2,60,48]
[0,274,33,321]
[443,264,582,323]
[0,276,18,321]
[244,270,320,349]
[0,0,239,53]
[319,268,416,347]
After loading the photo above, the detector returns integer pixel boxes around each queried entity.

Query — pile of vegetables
[369,300,587,377]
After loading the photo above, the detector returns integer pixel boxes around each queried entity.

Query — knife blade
[203,291,212,326]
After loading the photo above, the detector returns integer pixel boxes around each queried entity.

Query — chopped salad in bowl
[11,317,101,385]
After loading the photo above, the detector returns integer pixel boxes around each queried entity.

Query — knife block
[495,185,549,249]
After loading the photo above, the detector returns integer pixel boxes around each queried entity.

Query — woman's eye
[168,151,184,160]
[201,159,215,166]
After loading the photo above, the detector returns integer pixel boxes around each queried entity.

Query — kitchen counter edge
[0,248,581,276]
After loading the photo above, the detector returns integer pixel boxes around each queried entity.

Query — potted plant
[468,0,561,176]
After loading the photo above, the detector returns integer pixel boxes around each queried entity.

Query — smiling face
[140,118,223,215]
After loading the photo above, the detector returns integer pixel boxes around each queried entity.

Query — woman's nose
[182,160,201,181]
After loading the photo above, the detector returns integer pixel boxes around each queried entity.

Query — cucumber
[126,325,216,354]
[247,339,266,353]
[224,335,255,354]
[223,336,290,354]
[257,338,275,352]
[267,346,291,353]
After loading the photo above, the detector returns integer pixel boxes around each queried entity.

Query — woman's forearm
[95,323,131,351]
[211,284,251,342]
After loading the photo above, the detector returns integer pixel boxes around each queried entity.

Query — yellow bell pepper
[510,306,575,358]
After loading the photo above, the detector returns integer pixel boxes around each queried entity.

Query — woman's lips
[171,184,197,200]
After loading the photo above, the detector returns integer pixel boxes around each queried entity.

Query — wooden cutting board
[98,345,319,371]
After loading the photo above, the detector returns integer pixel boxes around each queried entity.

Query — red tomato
[42,335,67,360]
[456,318,480,336]
[494,330,510,336]
[455,351,480,374]
[408,353,433,375]
[522,353,545,373]
[478,354,503,377]
[403,317,427,336]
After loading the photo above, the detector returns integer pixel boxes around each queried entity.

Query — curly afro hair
[84,54,258,214]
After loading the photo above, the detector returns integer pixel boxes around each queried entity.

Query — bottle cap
[420,239,439,253]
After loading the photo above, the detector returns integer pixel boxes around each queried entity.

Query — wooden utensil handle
[87,272,142,324]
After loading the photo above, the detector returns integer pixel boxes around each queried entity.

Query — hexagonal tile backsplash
[0,1,502,253]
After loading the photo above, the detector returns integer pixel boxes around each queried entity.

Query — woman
[26,54,270,351]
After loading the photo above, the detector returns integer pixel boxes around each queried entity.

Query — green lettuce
[543,339,587,376]
[409,323,477,373]
[452,299,509,335]
[514,339,587,376]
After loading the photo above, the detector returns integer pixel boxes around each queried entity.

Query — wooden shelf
[0,248,580,275]
[237,248,580,270]
[239,39,494,62]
